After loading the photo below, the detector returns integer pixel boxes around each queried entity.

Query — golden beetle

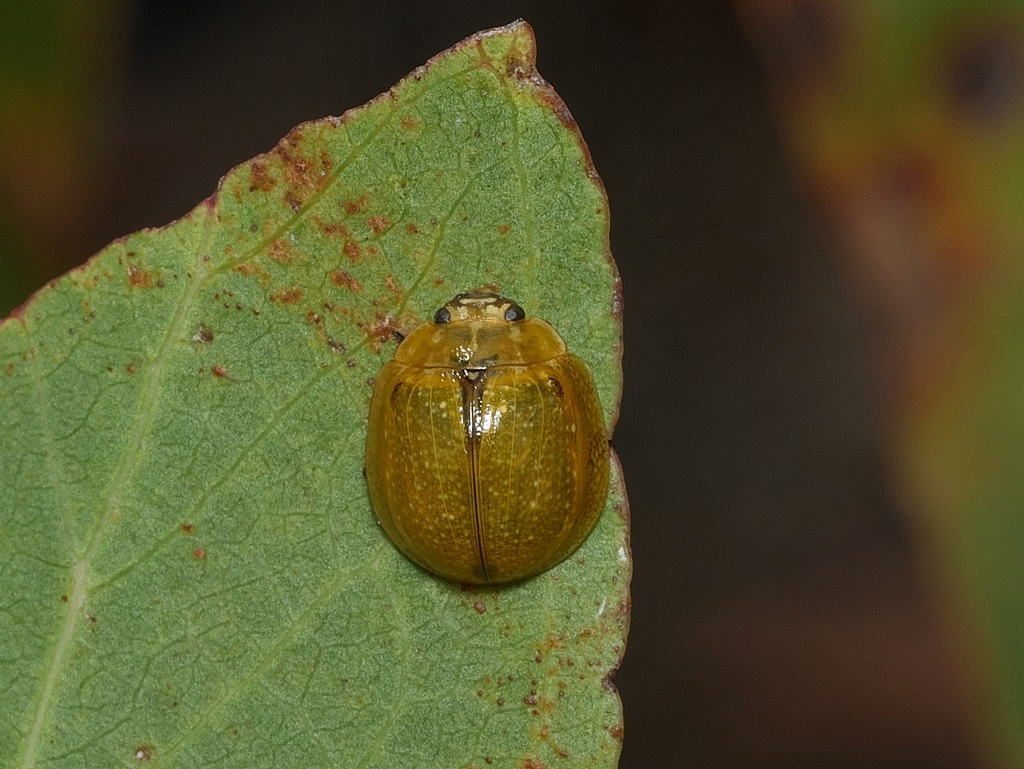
[365,290,610,584]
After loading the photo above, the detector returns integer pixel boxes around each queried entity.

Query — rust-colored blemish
[368,215,390,234]
[305,311,322,326]
[406,222,419,234]
[384,275,402,297]
[59,595,68,603]
[358,312,413,352]
[194,324,214,344]
[181,522,196,535]
[277,136,332,196]
[271,287,303,304]
[268,238,297,264]
[344,242,361,262]
[553,746,569,758]
[343,195,367,215]
[283,191,302,213]
[400,115,421,130]
[250,161,276,192]
[126,365,136,375]
[127,265,152,288]
[608,724,623,741]
[211,365,228,378]
[313,216,353,239]
[234,261,270,284]
[520,759,547,769]
[193,548,205,560]
[473,601,486,614]
[497,223,511,234]
[367,245,378,255]
[4,363,14,376]
[330,270,363,292]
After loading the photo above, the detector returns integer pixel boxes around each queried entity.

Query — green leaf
[0,20,628,769]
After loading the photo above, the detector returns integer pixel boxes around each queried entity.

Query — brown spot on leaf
[127,265,152,288]
[608,724,623,741]
[305,311,322,326]
[344,242,361,262]
[234,261,270,284]
[520,759,546,769]
[384,275,402,297]
[400,114,421,130]
[268,238,297,264]
[313,216,353,239]
[358,312,414,352]
[497,223,511,234]
[59,595,67,603]
[134,745,153,761]
[283,191,302,213]
[193,548,205,560]
[368,215,390,234]
[271,287,303,304]
[211,365,228,378]
[249,161,276,192]
[343,195,367,215]
[181,522,196,535]
[331,270,363,292]
[126,365,136,375]
[406,222,419,234]
[474,601,486,614]
[277,136,332,201]
[194,324,214,344]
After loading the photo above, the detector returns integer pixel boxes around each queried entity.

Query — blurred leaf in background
[0,0,129,316]
[736,0,1024,765]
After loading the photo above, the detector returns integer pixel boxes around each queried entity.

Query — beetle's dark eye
[434,307,451,324]
[504,303,526,322]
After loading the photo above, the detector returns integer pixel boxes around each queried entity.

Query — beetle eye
[434,307,451,324]
[504,303,526,322]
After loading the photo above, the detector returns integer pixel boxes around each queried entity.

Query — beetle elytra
[365,290,609,584]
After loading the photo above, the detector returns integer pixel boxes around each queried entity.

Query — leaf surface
[0,21,628,769]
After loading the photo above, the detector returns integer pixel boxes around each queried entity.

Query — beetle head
[434,289,526,324]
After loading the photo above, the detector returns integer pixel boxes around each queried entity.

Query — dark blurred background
[0,1,977,767]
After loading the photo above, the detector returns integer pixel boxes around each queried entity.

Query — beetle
[365,289,610,584]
